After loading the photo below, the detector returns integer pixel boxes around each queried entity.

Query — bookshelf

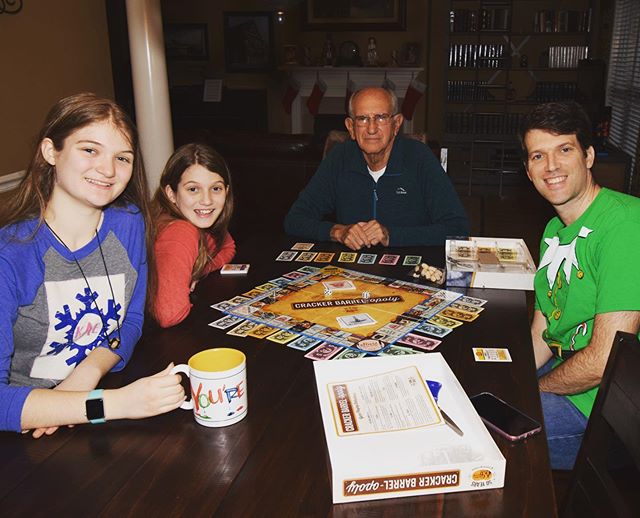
[444,0,593,194]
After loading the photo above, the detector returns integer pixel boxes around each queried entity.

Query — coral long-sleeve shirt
[153,220,235,327]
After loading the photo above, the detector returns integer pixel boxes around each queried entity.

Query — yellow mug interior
[189,348,245,372]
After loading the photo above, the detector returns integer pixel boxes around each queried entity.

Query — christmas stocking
[306,77,327,116]
[281,77,300,115]
[344,78,356,115]
[401,78,426,120]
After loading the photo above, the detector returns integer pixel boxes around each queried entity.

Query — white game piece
[362,291,370,299]
[324,288,333,297]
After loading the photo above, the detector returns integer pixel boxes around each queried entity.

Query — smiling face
[524,129,597,224]
[42,120,134,212]
[345,88,403,168]
[165,164,228,229]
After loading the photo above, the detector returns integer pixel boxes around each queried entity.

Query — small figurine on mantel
[391,49,400,67]
[367,36,378,66]
[323,33,335,66]
[302,45,312,66]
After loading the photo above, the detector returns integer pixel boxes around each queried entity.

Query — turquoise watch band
[86,389,106,424]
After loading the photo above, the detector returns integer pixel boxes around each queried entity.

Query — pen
[439,406,464,437]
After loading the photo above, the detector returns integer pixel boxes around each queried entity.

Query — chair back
[562,331,640,517]
[322,131,433,159]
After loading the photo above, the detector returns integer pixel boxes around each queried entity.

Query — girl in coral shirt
[152,144,235,327]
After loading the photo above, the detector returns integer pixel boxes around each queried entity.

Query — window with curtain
[606,0,640,182]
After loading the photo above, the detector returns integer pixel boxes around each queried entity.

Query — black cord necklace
[44,219,122,350]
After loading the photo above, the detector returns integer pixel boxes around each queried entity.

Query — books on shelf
[449,8,509,32]
[534,9,592,33]
[447,81,495,102]
[445,112,523,135]
[530,82,577,102]
[448,44,506,68]
[548,46,589,68]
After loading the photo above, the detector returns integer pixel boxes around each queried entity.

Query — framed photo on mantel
[224,11,274,72]
[303,0,407,31]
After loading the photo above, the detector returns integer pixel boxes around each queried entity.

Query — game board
[221,265,469,354]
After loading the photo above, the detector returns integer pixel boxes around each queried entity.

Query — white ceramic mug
[171,348,248,427]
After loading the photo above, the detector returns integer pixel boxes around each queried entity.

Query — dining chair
[561,331,640,517]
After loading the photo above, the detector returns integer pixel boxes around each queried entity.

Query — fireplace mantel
[281,66,424,134]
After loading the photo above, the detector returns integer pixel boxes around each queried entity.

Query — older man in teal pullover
[284,87,469,250]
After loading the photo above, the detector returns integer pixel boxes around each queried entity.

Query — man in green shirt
[521,101,640,470]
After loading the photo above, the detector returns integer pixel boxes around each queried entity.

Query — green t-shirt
[534,188,640,417]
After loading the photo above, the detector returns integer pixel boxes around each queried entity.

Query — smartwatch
[85,389,106,424]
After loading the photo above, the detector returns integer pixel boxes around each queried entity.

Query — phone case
[471,392,542,442]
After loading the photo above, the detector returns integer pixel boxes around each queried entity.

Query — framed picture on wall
[400,42,421,66]
[303,0,407,31]
[164,24,209,60]
[224,12,274,72]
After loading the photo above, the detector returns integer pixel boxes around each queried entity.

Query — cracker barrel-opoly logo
[471,467,495,488]
[343,471,460,497]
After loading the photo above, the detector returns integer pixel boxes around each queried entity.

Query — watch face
[86,397,105,421]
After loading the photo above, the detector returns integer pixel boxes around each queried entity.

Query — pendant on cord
[109,337,121,350]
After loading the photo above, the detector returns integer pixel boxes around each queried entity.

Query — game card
[314,252,335,262]
[450,301,485,314]
[276,250,297,261]
[298,265,321,273]
[357,253,377,264]
[416,322,453,338]
[268,277,292,287]
[287,336,321,351]
[398,333,442,351]
[220,263,250,275]
[459,295,488,307]
[322,279,356,291]
[334,348,367,360]
[381,345,422,356]
[282,270,307,280]
[473,347,512,362]
[226,320,260,337]
[291,242,315,251]
[208,315,244,329]
[242,288,265,298]
[336,313,376,329]
[296,252,318,262]
[254,282,278,292]
[304,342,342,361]
[227,295,250,305]
[338,252,357,263]
[247,325,278,339]
[266,330,298,344]
[440,307,479,322]
[402,255,422,266]
[379,254,400,265]
[210,300,234,311]
[428,314,463,329]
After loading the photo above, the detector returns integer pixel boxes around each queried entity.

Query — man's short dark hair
[519,101,593,158]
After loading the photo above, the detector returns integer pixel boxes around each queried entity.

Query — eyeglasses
[351,113,397,126]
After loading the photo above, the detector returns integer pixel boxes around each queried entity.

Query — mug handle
[170,364,194,410]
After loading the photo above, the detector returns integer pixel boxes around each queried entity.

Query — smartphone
[470,392,542,442]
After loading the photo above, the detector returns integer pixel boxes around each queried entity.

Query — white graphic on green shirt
[538,226,593,289]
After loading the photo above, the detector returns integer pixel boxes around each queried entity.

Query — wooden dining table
[0,235,556,517]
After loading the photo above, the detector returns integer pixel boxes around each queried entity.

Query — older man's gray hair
[348,87,399,118]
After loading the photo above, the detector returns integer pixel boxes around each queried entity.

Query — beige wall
[161,0,430,133]
[0,1,114,178]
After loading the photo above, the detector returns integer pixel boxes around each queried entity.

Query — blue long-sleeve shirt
[0,205,147,432]
[284,136,469,246]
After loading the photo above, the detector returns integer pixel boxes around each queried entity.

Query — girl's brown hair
[152,143,234,283]
[0,92,156,301]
